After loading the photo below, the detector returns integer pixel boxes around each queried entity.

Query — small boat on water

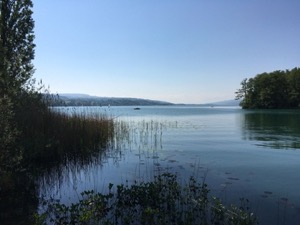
[133,107,141,110]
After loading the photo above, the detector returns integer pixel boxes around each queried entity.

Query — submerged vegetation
[236,67,300,109]
[35,173,258,225]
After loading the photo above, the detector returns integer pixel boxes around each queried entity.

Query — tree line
[235,68,300,109]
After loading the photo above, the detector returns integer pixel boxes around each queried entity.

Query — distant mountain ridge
[47,93,240,107]
[178,99,241,107]
[50,93,174,106]
[206,99,241,106]
[59,93,96,98]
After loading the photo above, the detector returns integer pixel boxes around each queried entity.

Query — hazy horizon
[57,92,242,105]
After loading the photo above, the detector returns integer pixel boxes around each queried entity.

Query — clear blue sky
[32,0,300,104]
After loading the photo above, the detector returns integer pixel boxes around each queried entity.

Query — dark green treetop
[236,68,300,109]
[0,0,35,96]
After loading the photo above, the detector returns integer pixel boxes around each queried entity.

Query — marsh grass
[20,107,114,168]
[35,173,258,225]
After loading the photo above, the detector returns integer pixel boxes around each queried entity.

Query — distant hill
[207,99,241,106]
[177,99,241,107]
[48,94,174,106]
[59,93,95,98]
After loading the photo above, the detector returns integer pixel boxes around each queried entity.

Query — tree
[235,78,257,109]
[0,0,35,172]
[236,68,300,109]
[0,0,35,95]
[287,67,300,107]
[235,78,248,100]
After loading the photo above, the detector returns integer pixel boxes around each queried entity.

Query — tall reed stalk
[20,106,114,168]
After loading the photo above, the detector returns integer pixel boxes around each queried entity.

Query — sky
[32,0,300,104]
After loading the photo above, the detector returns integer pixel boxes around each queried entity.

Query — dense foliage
[0,1,40,222]
[235,68,300,109]
[0,0,36,172]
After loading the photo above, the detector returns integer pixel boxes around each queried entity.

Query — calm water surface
[39,106,300,225]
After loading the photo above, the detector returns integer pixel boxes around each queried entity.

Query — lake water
[39,106,300,225]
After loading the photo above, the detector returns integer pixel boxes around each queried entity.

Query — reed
[19,106,114,168]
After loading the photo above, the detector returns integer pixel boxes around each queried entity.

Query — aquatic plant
[21,107,115,168]
[35,173,258,225]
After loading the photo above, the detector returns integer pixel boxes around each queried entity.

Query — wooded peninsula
[236,67,300,109]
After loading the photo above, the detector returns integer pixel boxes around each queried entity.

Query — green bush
[36,173,258,225]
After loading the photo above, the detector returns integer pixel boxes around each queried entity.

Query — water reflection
[241,110,300,149]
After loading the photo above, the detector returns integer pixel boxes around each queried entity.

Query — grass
[20,106,115,168]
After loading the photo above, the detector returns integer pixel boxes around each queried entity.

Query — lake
[39,106,300,225]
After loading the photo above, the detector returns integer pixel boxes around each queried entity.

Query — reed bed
[20,107,114,167]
